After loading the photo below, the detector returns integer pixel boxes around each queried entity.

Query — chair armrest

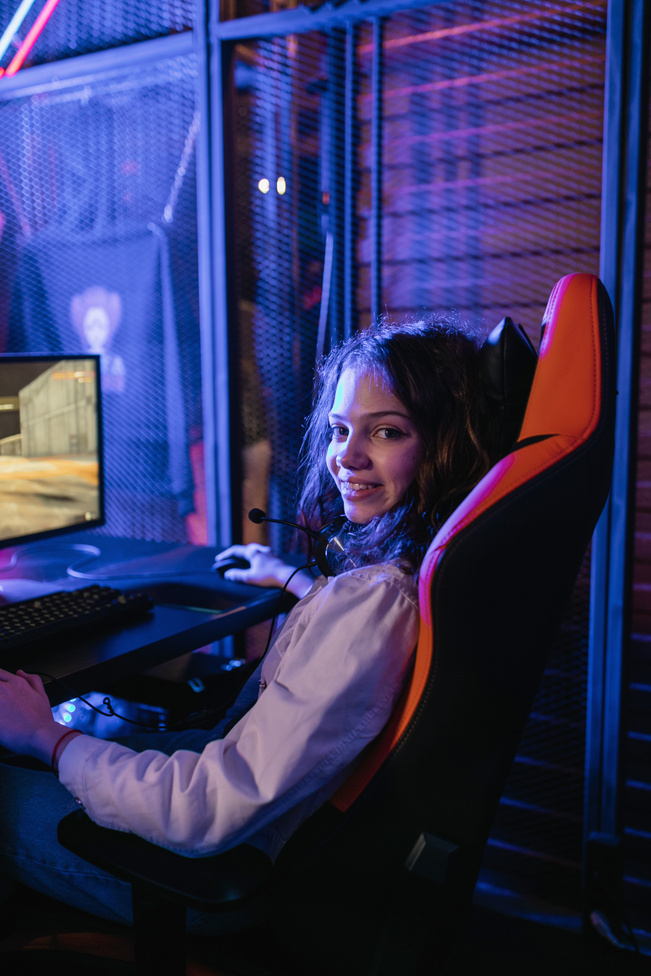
[57,809,273,912]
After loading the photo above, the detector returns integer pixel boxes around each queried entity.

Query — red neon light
[5,0,63,77]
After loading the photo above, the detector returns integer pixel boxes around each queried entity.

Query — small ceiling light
[277,176,287,195]
[258,178,270,194]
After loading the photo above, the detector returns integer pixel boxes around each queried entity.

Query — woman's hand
[215,544,315,599]
[0,669,74,764]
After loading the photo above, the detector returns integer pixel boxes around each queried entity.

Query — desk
[0,531,288,706]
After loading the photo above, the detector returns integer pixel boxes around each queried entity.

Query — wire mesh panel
[362,0,606,334]
[232,32,339,552]
[0,0,193,75]
[0,51,205,543]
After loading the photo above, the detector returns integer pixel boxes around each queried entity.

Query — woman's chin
[343,500,385,524]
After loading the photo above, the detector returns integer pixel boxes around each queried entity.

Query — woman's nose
[337,434,370,470]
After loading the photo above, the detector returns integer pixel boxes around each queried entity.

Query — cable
[258,561,317,659]
[39,672,165,731]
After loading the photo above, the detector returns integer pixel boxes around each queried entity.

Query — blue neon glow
[0,0,39,65]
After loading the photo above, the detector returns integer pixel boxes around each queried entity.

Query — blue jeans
[0,665,264,933]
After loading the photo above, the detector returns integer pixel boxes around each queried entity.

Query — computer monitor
[0,354,104,547]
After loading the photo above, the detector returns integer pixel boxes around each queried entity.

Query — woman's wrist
[28,721,83,770]
[50,727,83,773]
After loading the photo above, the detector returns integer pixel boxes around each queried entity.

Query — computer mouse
[211,555,251,576]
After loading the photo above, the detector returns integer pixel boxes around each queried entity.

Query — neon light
[0,0,39,66]
[5,0,63,77]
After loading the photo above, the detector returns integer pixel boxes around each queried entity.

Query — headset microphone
[248,509,347,577]
[248,508,320,540]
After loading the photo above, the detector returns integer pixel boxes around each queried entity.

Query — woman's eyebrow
[328,410,412,421]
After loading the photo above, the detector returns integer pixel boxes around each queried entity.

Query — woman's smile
[340,480,380,493]
[326,367,424,523]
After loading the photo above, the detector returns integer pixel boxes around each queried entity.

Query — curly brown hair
[295,315,495,573]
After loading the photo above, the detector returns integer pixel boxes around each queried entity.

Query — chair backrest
[271,273,616,975]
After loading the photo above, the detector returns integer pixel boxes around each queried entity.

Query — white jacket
[58,563,418,859]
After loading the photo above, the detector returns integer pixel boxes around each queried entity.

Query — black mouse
[212,555,251,576]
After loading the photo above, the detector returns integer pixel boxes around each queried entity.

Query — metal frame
[195,3,220,546]
[325,25,348,350]
[343,20,358,340]
[586,0,650,854]
[213,0,445,41]
[0,30,194,97]
[202,3,239,547]
[369,15,383,325]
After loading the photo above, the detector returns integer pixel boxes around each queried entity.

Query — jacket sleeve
[58,567,418,857]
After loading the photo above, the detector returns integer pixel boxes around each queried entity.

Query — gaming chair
[51,272,615,976]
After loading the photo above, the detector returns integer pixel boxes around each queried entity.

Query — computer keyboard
[0,584,154,654]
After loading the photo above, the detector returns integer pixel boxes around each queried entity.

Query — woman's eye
[329,424,348,439]
[376,427,402,439]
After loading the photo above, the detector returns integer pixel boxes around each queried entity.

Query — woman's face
[326,367,425,524]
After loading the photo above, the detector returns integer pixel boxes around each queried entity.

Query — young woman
[0,317,494,929]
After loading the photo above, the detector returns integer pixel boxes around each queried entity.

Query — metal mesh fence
[0,51,205,543]
[369,0,605,328]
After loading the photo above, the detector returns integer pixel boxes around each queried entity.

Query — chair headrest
[480,316,538,458]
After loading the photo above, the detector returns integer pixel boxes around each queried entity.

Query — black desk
[0,532,287,706]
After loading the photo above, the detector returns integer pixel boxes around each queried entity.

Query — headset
[248,508,349,578]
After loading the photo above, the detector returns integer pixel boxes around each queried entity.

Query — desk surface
[0,531,288,705]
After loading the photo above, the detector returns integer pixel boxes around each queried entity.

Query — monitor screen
[0,355,104,547]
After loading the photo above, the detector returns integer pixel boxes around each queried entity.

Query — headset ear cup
[317,516,349,577]
[313,535,333,577]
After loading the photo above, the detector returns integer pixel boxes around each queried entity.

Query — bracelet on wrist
[51,728,81,773]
